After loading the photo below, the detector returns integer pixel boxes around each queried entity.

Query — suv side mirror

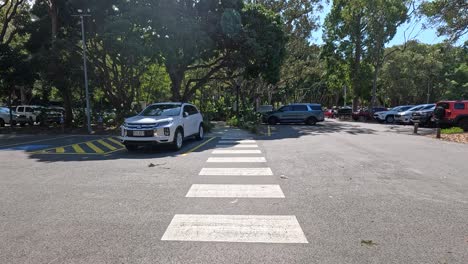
[183,112,189,118]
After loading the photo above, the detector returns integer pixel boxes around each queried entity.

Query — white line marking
[218,140,256,144]
[215,144,258,148]
[186,184,285,198]
[207,157,266,163]
[161,214,308,244]
[199,168,273,176]
[221,137,253,140]
[212,149,261,154]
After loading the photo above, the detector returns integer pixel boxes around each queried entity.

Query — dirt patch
[428,133,468,144]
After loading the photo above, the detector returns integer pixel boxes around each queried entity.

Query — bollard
[413,122,419,134]
[436,127,441,138]
[98,115,104,131]
[60,115,65,133]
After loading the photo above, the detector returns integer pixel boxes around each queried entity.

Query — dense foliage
[1,0,466,127]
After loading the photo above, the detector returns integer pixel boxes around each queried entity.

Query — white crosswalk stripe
[186,184,285,198]
[161,214,308,243]
[207,157,266,163]
[218,140,257,144]
[212,149,262,154]
[199,167,273,176]
[215,144,259,148]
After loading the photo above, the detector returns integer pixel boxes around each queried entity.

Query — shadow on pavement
[259,120,378,140]
[24,137,218,163]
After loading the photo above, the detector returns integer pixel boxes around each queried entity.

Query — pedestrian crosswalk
[161,134,308,244]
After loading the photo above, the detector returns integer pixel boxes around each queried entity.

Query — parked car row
[0,105,64,127]
[369,100,468,131]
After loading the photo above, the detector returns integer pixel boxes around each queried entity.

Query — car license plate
[133,131,145,137]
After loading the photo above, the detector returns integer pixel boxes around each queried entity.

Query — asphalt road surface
[1,120,467,264]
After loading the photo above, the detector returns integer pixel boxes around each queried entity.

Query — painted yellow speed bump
[97,139,117,151]
[72,144,85,153]
[86,142,104,154]
[33,137,124,155]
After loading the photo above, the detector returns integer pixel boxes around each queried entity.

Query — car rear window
[454,103,465,110]
[309,105,322,111]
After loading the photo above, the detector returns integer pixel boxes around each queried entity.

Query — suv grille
[126,123,157,129]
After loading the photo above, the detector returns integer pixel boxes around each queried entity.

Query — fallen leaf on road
[148,163,156,167]
[361,240,377,246]
[280,175,288,180]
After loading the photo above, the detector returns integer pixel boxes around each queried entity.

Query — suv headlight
[156,121,172,127]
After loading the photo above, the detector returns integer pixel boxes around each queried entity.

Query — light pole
[73,9,92,134]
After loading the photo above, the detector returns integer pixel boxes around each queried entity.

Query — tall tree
[324,0,409,109]
[142,0,286,101]
[421,0,468,42]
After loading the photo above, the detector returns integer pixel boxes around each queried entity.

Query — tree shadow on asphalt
[259,120,378,140]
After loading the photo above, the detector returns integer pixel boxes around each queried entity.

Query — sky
[309,2,452,47]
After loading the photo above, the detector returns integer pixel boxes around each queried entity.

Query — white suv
[15,105,43,126]
[120,102,204,151]
[374,105,414,123]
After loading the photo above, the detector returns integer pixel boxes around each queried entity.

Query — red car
[434,100,468,131]
[324,109,335,118]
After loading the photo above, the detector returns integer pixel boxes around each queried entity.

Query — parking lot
[1,120,467,264]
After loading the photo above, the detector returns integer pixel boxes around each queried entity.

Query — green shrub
[441,127,464,134]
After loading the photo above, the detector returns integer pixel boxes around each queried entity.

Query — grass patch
[441,127,464,134]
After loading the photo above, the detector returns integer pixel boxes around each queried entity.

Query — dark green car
[262,104,325,125]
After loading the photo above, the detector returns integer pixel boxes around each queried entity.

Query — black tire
[306,116,317,125]
[195,124,204,140]
[459,118,468,132]
[125,144,138,152]
[28,117,34,126]
[268,116,278,125]
[20,122,26,127]
[385,115,395,124]
[0,118,5,127]
[172,128,184,151]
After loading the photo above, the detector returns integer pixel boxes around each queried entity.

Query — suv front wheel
[172,128,184,150]
[195,124,204,140]
[268,116,278,125]
[386,115,395,124]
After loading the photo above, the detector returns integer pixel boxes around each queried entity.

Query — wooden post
[436,127,441,138]
[413,122,419,134]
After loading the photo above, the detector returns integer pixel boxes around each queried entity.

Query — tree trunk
[370,62,381,109]
[167,66,184,101]
[351,13,363,112]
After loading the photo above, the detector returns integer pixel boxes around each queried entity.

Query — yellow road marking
[181,137,217,156]
[56,147,65,153]
[72,144,85,153]
[107,137,124,147]
[97,139,117,151]
[86,142,104,153]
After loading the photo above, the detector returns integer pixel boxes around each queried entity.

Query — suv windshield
[140,104,181,117]
[408,105,423,111]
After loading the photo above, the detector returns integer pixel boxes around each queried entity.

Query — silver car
[0,107,17,127]
[263,103,324,125]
